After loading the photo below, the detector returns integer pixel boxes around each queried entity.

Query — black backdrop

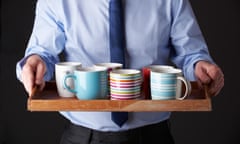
[1,0,239,144]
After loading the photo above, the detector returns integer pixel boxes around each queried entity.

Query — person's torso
[47,0,175,131]
[51,0,173,68]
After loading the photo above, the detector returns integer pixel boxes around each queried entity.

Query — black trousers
[60,120,175,144]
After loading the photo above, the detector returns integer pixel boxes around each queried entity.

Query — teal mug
[63,67,108,100]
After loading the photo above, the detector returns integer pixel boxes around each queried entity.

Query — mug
[94,62,123,72]
[150,68,191,100]
[142,65,174,99]
[63,67,108,100]
[94,62,123,97]
[109,69,142,100]
[55,62,82,97]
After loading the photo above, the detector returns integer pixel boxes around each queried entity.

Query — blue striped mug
[150,68,191,100]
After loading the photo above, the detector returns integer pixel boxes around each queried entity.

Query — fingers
[208,74,224,96]
[21,55,46,96]
[35,61,46,85]
[195,61,224,97]
[206,65,224,96]
[29,82,46,97]
[22,63,35,94]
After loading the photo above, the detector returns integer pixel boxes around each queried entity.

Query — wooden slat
[27,81,212,112]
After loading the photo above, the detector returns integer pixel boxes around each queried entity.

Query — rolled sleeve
[16,52,58,82]
[170,0,214,80]
[16,0,65,82]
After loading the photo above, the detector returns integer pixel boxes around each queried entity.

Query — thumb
[195,63,212,85]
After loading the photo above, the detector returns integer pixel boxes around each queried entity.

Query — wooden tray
[28,81,211,112]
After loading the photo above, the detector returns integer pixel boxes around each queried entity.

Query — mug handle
[176,76,192,100]
[63,74,77,94]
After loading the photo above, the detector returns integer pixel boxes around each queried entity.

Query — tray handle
[29,85,41,98]
[204,85,210,99]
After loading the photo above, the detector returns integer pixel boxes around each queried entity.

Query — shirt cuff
[16,54,54,82]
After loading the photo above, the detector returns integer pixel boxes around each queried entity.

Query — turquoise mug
[63,67,108,100]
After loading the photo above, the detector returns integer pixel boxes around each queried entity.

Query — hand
[21,55,46,96]
[194,61,224,97]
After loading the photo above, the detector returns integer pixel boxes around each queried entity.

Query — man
[16,0,224,143]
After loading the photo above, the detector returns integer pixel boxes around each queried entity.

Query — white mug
[55,62,82,97]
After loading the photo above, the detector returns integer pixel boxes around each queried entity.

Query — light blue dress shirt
[16,0,214,132]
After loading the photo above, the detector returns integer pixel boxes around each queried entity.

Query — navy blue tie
[109,0,128,127]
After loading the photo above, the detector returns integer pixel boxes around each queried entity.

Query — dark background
[1,0,239,144]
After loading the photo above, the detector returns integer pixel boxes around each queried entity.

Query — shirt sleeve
[170,0,214,80]
[16,0,65,82]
